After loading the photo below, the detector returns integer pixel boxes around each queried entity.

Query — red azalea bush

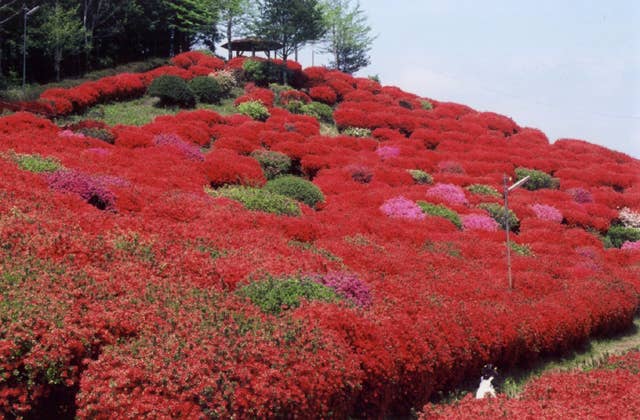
[203,148,266,187]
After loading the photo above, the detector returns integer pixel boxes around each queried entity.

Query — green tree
[320,0,375,74]
[216,0,253,60]
[33,3,86,81]
[162,0,216,53]
[255,0,325,83]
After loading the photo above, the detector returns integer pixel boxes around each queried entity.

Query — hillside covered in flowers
[1,51,639,418]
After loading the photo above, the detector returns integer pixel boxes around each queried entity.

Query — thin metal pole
[504,174,513,290]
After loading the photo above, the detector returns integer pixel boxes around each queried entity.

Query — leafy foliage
[236,100,270,120]
[605,225,640,248]
[147,75,196,108]
[264,175,325,208]
[479,202,520,231]
[407,169,433,185]
[12,153,62,173]
[188,76,226,104]
[237,275,340,314]
[417,201,462,229]
[467,183,501,197]
[250,150,292,179]
[301,101,334,123]
[515,167,560,190]
[210,185,301,216]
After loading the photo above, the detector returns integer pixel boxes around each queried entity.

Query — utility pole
[503,174,529,290]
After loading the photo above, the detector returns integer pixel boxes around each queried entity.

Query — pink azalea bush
[530,203,563,223]
[566,187,593,204]
[380,196,425,220]
[308,271,372,307]
[621,241,640,251]
[426,183,469,206]
[154,133,204,161]
[462,214,499,231]
[375,146,400,160]
[46,170,116,210]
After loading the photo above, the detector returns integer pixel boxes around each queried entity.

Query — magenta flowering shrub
[154,133,204,161]
[426,183,468,206]
[346,164,373,183]
[46,170,116,210]
[621,241,640,251]
[308,271,372,307]
[375,146,400,160]
[531,203,563,223]
[462,214,499,231]
[59,129,86,139]
[566,187,593,204]
[380,196,425,220]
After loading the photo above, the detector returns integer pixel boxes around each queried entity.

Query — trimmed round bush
[515,167,559,190]
[13,153,62,173]
[237,275,340,315]
[301,101,334,123]
[467,184,501,197]
[188,76,225,104]
[407,169,433,185]
[380,196,425,220]
[264,176,324,209]
[479,202,520,231]
[605,225,640,248]
[209,70,236,97]
[237,100,270,121]
[250,150,292,180]
[210,185,301,216]
[417,201,462,229]
[284,99,305,114]
[147,75,195,108]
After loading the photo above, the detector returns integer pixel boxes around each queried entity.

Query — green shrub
[76,127,115,144]
[514,167,559,191]
[341,127,371,138]
[417,201,462,229]
[479,202,520,231]
[250,150,292,180]
[269,83,293,96]
[147,75,195,108]
[210,185,300,216]
[264,175,324,208]
[509,242,534,256]
[237,275,340,315]
[605,225,640,248]
[237,100,270,121]
[407,169,433,185]
[301,101,334,123]
[209,70,236,97]
[13,153,62,173]
[284,99,305,114]
[467,184,501,197]
[242,59,287,85]
[188,76,225,104]
[420,100,433,110]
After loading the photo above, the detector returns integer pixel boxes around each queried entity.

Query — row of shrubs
[208,175,325,217]
[148,72,236,108]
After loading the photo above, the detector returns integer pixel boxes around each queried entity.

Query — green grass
[56,93,241,127]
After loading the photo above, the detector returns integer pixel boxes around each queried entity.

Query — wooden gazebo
[220,38,283,58]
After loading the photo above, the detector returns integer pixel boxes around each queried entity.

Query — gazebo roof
[220,37,283,52]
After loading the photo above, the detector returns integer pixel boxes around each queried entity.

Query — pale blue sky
[299,1,640,158]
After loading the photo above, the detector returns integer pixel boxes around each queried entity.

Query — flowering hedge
[0,52,639,418]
